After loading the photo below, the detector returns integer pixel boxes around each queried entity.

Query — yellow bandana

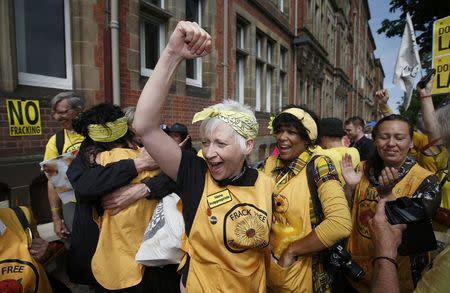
[268,108,318,141]
[192,107,258,139]
[88,116,128,142]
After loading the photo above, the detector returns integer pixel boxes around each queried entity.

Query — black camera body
[329,243,365,281]
[385,197,437,255]
[385,197,427,225]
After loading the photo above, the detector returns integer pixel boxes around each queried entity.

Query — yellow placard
[433,16,450,58]
[6,99,42,136]
[432,55,450,95]
[207,189,233,209]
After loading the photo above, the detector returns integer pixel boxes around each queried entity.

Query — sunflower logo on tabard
[224,203,270,253]
[233,216,267,248]
[273,194,289,213]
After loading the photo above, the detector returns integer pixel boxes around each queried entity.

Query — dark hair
[72,103,134,166]
[364,114,414,178]
[345,116,365,128]
[319,117,346,138]
[272,104,320,145]
[169,123,194,151]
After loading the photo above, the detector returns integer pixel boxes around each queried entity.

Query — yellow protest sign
[432,55,450,95]
[433,16,450,57]
[432,16,450,95]
[6,99,42,136]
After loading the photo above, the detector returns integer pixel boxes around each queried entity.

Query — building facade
[0,0,383,221]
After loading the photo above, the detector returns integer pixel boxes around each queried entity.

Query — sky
[368,0,404,112]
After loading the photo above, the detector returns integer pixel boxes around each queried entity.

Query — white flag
[393,12,421,110]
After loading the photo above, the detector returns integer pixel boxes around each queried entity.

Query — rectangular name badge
[207,189,233,209]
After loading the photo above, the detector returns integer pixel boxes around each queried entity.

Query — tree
[378,0,450,69]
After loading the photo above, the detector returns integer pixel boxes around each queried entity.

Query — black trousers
[95,265,180,293]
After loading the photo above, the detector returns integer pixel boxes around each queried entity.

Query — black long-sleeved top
[66,155,138,284]
[66,154,177,284]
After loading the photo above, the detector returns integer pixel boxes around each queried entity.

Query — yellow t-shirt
[44,129,84,160]
[315,146,360,185]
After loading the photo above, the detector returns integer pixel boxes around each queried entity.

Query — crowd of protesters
[1,21,449,293]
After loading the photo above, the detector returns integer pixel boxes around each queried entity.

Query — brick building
[0,0,383,222]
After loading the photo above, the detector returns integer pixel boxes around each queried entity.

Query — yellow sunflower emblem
[233,216,266,249]
[273,194,289,213]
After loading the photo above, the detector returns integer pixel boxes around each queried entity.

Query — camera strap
[306,156,324,225]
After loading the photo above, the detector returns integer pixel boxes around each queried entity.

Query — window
[255,63,262,111]
[140,2,166,77]
[278,73,285,110]
[236,55,245,104]
[186,0,202,86]
[236,23,245,49]
[15,0,72,89]
[256,35,262,59]
[279,0,284,13]
[267,42,273,64]
[266,68,273,112]
[235,19,249,105]
[280,47,287,70]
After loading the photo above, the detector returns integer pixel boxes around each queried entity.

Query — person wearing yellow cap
[133,21,274,292]
[260,105,352,293]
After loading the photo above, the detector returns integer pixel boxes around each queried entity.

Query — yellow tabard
[262,155,315,293]
[91,148,159,290]
[347,163,433,292]
[181,171,273,292]
[314,146,360,185]
[0,208,52,293]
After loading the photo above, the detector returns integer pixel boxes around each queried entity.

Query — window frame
[140,16,166,77]
[16,0,73,89]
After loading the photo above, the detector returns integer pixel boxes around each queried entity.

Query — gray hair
[123,106,136,125]
[436,104,450,146]
[199,99,256,154]
[50,92,84,111]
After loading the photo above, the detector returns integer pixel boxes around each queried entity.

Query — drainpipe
[223,0,228,100]
[293,0,298,104]
[111,0,120,106]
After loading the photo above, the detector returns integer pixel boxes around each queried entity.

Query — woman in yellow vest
[72,104,176,292]
[133,21,274,292]
[260,106,352,292]
[0,206,53,293]
[341,114,441,292]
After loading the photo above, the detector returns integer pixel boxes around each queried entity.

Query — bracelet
[372,256,398,269]
[420,95,432,99]
[50,207,60,212]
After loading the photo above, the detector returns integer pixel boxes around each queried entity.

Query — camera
[385,197,427,225]
[329,243,365,281]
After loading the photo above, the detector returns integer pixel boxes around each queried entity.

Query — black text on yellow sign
[6,99,42,136]
[433,16,450,57]
[432,55,450,95]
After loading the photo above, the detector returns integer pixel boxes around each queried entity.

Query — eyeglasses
[52,108,74,116]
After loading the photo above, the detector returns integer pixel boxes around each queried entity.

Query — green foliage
[378,0,450,70]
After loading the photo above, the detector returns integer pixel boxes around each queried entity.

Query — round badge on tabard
[209,215,217,225]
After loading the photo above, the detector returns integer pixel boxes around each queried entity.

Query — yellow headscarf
[268,108,318,141]
[192,107,258,139]
[88,116,128,142]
